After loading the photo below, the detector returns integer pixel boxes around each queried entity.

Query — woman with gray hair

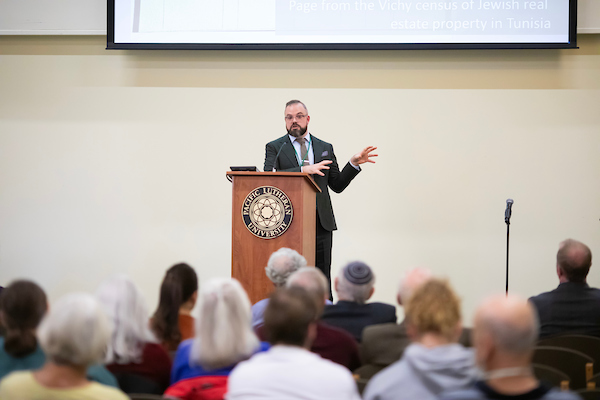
[96,275,172,394]
[166,278,269,399]
[0,293,128,400]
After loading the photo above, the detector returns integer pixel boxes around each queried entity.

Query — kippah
[343,261,373,285]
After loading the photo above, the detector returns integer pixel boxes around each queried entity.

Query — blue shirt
[171,339,270,384]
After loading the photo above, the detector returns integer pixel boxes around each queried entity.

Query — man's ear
[334,277,339,293]
[305,322,318,348]
[367,287,375,301]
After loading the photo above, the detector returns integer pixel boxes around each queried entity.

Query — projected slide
[111,0,573,48]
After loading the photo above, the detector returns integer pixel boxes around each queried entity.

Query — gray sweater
[363,343,478,400]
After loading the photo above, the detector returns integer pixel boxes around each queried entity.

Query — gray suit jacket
[264,134,360,231]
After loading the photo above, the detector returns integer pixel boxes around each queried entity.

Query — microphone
[272,142,286,172]
[505,199,514,225]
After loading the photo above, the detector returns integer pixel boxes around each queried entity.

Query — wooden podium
[227,171,321,304]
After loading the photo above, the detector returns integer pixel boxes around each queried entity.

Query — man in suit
[264,100,377,298]
[321,261,397,342]
[529,238,600,339]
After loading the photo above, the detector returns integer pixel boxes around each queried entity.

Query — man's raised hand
[350,146,378,166]
[302,160,333,176]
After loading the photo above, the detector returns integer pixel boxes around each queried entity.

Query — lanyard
[293,137,312,166]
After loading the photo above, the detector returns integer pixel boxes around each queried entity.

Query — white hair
[265,248,307,287]
[191,278,259,370]
[96,275,156,364]
[336,268,375,304]
[38,293,111,367]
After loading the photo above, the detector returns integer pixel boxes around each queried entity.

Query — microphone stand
[505,218,510,296]
[504,200,513,296]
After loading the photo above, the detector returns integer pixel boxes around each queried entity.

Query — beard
[287,125,307,138]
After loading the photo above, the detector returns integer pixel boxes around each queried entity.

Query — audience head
[287,267,329,315]
[96,275,155,364]
[0,280,47,357]
[265,248,307,288]
[192,278,258,370]
[397,267,433,306]
[264,287,318,348]
[38,293,111,368]
[151,263,198,348]
[473,295,538,371]
[556,239,592,283]
[335,261,375,304]
[405,278,462,343]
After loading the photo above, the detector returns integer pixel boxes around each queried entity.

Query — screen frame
[106,0,578,50]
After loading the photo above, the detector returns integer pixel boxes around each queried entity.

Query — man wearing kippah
[321,261,396,342]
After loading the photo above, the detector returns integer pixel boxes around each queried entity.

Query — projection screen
[107,0,578,50]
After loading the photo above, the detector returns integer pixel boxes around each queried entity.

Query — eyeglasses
[285,114,308,121]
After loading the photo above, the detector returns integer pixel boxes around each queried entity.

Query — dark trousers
[316,218,333,300]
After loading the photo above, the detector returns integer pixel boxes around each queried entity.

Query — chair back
[533,346,594,389]
[539,335,600,367]
[129,395,165,400]
[113,372,163,395]
[532,363,570,389]
[575,388,600,400]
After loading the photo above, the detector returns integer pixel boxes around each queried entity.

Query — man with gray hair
[529,238,600,339]
[285,267,361,370]
[440,295,579,400]
[251,247,307,328]
[321,261,396,342]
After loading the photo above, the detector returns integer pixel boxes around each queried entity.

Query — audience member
[321,261,396,342]
[0,293,128,400]
[256,267,361,370]
[529,239,600,339]
[440,295,580,400]
[361,268,472,379]
[0,285,4,336]
[96,275,172,393]
[167,278,268,399]
[251,247,307,328]
[227,287,361,400]
[0,280,117,387]
[363,279,476,400]
[151,263,198,352]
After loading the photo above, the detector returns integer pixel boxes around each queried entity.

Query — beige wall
[1,35,599,323]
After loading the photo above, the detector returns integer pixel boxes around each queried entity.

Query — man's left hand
[350,146,378,165]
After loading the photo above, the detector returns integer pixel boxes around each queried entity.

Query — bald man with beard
[440,295,579,400]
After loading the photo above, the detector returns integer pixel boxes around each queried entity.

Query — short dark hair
[557,239,592,283]
[263,287,317,346]
[285,100,308,114]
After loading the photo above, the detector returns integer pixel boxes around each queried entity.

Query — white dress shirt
[288,132,314,167]
[227,345,361,400]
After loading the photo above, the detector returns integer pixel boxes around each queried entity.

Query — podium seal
[242,186,293,239]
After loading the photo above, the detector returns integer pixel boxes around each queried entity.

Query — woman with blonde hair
[166,278,268,399]
[363,278,477,400]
